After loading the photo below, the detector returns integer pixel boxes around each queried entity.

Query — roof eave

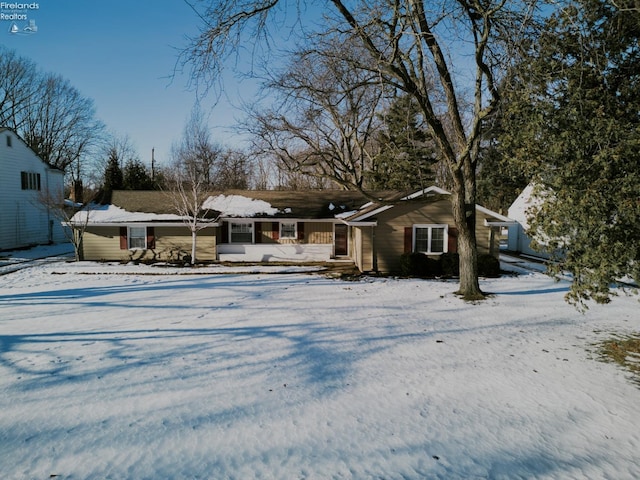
[67,221,220,228]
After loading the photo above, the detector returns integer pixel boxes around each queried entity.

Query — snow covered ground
[1,247,639,479]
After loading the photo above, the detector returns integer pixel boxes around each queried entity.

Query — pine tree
[102,148,123,200]
[500,0,640,306]
[368,95,437,191]
[123,158,154,190]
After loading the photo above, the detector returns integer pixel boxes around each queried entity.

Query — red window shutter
[448,227,458,253]
[255,222,263,244]
[404,227,413,253]
[120,227,128,250]
[272,221,279,240]
[146,227,155,249]
[297,222,305,241]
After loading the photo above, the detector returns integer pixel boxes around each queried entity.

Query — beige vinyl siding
[374,199,454,273]
[81,226,216,262]
[372,198,498,274]
[152,227,217,261]
[305,222,333,244]
[82,227,125,261]
[352,226,374,272]
[475,214,501,257]
[256,221,334,244]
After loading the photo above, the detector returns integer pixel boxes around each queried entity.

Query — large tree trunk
[451,174,482,299]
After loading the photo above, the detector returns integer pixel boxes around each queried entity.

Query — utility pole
[151,147,155,181]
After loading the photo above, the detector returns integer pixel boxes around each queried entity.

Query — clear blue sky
[1,0,254,169]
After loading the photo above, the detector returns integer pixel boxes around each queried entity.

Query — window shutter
[220,222,228,244]
[255,222,263,244]
[120,227,128,249]
[448,227,458,253]
[146,227,155,249]
[404,227,413,253]
[297,222,305,241]
[272,221,279,240]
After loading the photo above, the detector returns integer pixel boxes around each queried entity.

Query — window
[414,224,447,254]
[128,226,147,249]
[6,135,12,147]
[280,222,297,239]
[20,171,41,191]
[230,222,253,243]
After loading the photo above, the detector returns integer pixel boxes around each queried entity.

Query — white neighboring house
[0,127,67,250]
[507,183,552,259]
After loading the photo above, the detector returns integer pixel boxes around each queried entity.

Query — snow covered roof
[70,203,187,225]
[508,184,544,229]
[203,194,279,217]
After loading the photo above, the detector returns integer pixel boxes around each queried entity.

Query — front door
[334,224,348,256]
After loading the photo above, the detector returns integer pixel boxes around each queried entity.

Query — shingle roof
[110,190,395,219]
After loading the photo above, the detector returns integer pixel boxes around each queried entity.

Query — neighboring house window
[20,171,41,191]
[414,224,448,254]
[230,222,253,243]
[120,226,155,250]
[280,222,297,239]
[128,226,147,249]
[6,135,12,147]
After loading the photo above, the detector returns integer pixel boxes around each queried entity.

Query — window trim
[413,224,448,255]
[229,221,254,244]
[279,221,297,239]
[128,226,147,250]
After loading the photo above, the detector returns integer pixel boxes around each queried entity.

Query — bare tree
[37,188,96,262]
[21,73,105,173]
[181,0,540,298]
[246,36,386,191]
[215,149,252,189]
[1,48,105,194]
[176,107,222,186]
[165,159,216,265]
[166,113,220,264]
[0,46,39,132]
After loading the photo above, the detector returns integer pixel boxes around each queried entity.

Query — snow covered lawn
[1,260,639,479]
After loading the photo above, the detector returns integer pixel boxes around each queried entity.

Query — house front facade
[344,187,514,272]
[0,127,66,250]
[74,187,513,273]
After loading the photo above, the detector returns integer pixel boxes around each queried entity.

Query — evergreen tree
[102,148,123,200]
[500,0,640,306]
[368,95,437,191]
[476,104,528,213]
[123,158,154,190]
